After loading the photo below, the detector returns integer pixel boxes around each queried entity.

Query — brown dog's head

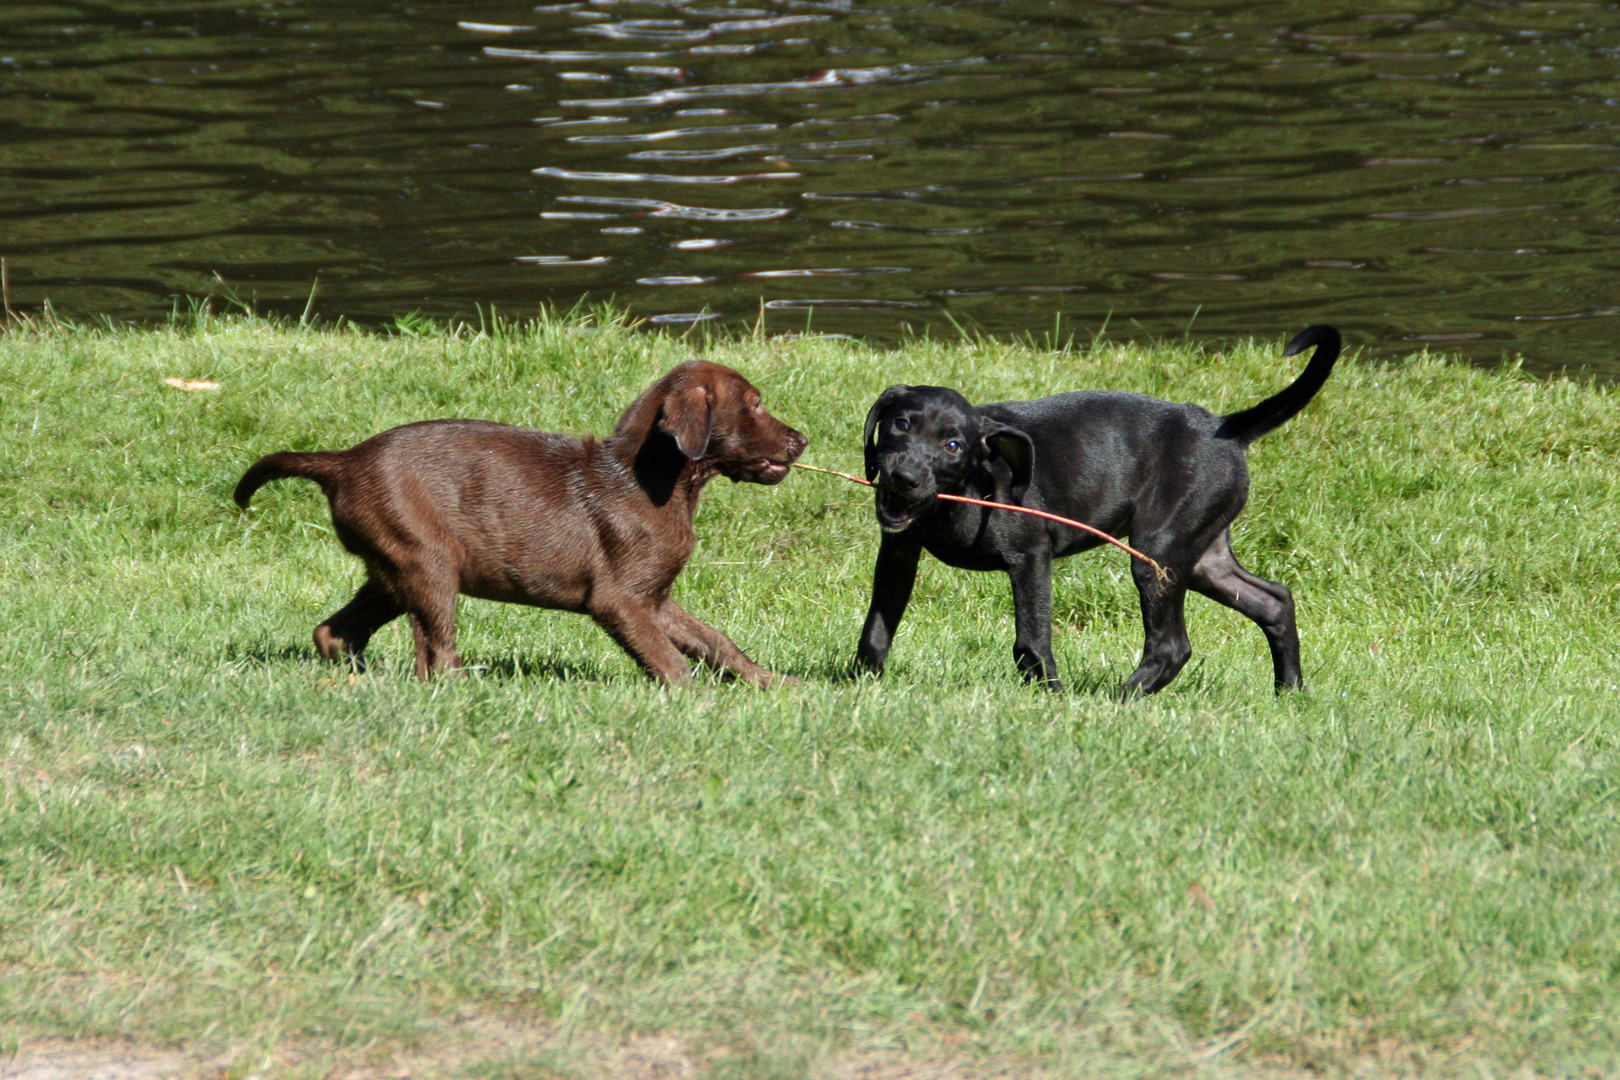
[616,361,807,486]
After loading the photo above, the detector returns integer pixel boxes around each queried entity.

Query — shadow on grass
[219,643,1128,695]
[462,654,610,683]
[1062,666,1127,697]
[809,655,1129,698]
[223,640,619,684]
[224,641,321,666]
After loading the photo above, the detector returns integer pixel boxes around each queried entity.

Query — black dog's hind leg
[856,538,922,674]
[1007,547,1062,690]
[1190,530,1303,692]
[1122,555,1193,697]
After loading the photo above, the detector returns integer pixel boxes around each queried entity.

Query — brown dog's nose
[785,428,808,460]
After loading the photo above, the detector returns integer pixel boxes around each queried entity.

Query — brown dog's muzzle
[742,423,807,484]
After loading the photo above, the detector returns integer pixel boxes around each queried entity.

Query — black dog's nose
[887,464,923,493]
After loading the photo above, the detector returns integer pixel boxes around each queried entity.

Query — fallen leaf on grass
[1187,882,1217,913]
[164,377,220,392]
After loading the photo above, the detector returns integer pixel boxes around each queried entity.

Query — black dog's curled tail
[1216,325,1341,445]
[233,450,346,508]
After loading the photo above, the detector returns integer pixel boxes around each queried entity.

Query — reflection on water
[2,0,1619,374]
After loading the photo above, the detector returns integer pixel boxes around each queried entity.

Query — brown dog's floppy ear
[980,422,1035,503]
[863,385,911,481]
[658,385,712,460]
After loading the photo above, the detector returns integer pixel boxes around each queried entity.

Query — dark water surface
[4,1,1619,374]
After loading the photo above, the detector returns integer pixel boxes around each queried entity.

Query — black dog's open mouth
[875,486,931,531]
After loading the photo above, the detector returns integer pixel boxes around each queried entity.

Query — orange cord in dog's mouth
[791,461,1171,584]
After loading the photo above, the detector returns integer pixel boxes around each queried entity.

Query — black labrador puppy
[856,325,1339,695]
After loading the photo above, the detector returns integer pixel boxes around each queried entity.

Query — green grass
[3,309,1619,1077]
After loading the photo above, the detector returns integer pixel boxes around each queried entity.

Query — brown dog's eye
[945,440,962,453]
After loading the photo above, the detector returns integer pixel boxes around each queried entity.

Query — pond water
[4,1,1619,375]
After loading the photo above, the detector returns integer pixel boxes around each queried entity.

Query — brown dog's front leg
[656,599,794,687]
[591,599,697,686]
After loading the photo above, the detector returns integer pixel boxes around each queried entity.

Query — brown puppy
[235,361,806,685]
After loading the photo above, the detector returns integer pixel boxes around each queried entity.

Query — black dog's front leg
[1007,547,1062,690]
[856,537,922,674]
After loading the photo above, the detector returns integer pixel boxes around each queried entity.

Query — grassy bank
[2,311,1618,1078]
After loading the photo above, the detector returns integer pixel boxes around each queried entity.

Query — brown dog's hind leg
[314,577,405,665]
[656,598,793,687]
[402,590,461,678]
[377,559,462,678]
[1190,530,1303,692]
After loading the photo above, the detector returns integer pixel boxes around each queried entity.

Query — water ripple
[515,255,612,266]
[484,48,675,61]
[633,138,897,161]
[575,14,830,42]
[744,267,909,278]
[8,0,1620,372]
[458,23,535,36]
[534,166,800,184]
[568,124,780,144]
[561,63,977,109]
[556,195,794,222]
[764,298,924,309]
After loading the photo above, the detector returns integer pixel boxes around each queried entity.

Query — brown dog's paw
[313,624,353,663]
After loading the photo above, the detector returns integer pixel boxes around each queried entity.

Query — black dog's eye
[893,417,911,432]
[944,439,963,453]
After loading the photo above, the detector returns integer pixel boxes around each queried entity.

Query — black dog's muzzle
[874,468,936,533]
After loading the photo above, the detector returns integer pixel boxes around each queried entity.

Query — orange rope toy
[791,461,1170,583]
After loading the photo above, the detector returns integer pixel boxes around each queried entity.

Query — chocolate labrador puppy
[857,326,1339,696]
[236,361,806,685]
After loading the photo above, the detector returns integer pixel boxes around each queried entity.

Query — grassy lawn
[2,310,1618,1078]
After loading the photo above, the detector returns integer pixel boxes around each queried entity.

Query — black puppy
[856,326,1340,695]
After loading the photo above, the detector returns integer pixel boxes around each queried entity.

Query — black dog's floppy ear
[980,421,1035,503]
[863,385,911,481]
[658,384,712,460]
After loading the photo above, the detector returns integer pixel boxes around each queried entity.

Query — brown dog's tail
[233,450,347,508]
[1216,325,1341,445]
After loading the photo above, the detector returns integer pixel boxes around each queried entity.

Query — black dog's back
[984,322,1339,478]
[977,391,1235,550]
[986,322,1340,457]
[856,325,1340,695]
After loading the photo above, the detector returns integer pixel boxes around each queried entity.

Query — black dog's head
[863,385,1035,533]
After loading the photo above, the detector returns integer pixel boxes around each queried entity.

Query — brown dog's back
[233,362,806,684]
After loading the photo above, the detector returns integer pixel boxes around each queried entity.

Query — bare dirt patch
[3,1019,700,1080]
[0,1029,1013,1080]
[0,1034,1571,1080]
